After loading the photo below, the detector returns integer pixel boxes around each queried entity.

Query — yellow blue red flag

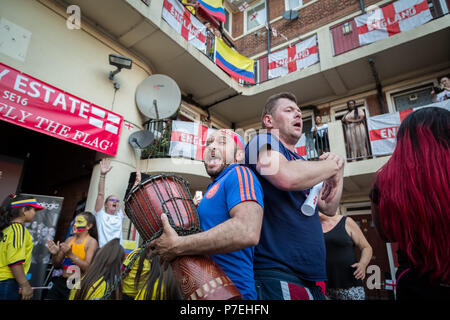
[197,0,226,22]
[214,37,255,84]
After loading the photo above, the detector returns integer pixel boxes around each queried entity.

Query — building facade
[0,0,449,299]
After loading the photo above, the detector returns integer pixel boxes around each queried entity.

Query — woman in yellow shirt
[134,255,180,300]
[0,194,45,300]
[46,211,98,299]
[70,238,124,300]
[121,246,151,300]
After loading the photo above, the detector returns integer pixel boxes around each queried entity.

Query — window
[245,1,266,33]
[285,0,302,10]
[224,9,232,34]
[392,84,434,112]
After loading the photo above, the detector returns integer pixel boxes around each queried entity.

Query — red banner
[0,63,123,156]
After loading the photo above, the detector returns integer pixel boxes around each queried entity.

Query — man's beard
[205,161,230,179]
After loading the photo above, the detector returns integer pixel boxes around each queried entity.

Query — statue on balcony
[342,100,369,160]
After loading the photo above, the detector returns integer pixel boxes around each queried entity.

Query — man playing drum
[149,129,264,300]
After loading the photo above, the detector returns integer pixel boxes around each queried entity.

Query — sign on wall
[0,63,123,156]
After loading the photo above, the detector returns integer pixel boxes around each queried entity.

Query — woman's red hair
[376,107,450,284]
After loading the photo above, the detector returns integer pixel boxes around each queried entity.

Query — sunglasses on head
[108,198,119,203]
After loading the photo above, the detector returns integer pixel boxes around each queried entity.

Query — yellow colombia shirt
[69,277,108,300]
[122,249,151,298]
[134,278,165,300]
[0,223,33,281]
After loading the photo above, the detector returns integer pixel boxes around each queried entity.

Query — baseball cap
[10,195,46,211]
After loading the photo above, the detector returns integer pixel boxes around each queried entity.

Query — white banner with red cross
[367,109,413,156]
[268,35,319,80]
[355,0,432,46]
[162,0,207,54]
[0,62,122,156]
[169,120,216,160]
[294,133,307,158]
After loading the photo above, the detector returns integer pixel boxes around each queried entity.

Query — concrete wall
[0,0,154,238]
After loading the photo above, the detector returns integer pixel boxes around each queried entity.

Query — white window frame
[224,7,232,35]
[385,79,438,113]
[284,0,303,11]
[329,99,369,122]
[243,0,266,34]
[179,103,201,122]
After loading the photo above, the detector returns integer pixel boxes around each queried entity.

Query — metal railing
[142,119,172,159]
[140,118,375,162]
[304,128,330,160]
[330,0,448,56]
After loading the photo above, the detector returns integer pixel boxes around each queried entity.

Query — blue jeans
[0,278,20,300]
[254,269,326,300]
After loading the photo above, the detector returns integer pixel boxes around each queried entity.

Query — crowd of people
[0,90,448,301]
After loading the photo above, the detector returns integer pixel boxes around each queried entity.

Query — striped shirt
[197,164,264,299]
[0,223,34,281]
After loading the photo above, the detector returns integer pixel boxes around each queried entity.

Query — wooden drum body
[125,174,242,300]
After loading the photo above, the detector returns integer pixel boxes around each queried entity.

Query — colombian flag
[214,37,255,84]
[197,0,226,22]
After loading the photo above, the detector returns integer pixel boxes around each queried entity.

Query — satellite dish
[135,74,181,120]
[282,10,298,20]
[129,130,154,149]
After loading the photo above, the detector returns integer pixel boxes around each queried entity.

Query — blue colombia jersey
[245,132,327,282]
[197,164,264,300]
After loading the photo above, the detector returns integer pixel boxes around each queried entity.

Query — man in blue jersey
[149,129,264,300]
[245,92,345,300]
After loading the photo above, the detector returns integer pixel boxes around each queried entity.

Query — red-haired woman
[370,107,449,299]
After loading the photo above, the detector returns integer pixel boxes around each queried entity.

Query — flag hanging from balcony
[169,120,216,161]
[367,109,413,156]
[294,133,307,158]
[197,0,226,22]
[268,35,319,80]
[214,37,255,84]
[354,0,432,46]
[162,0,207,54]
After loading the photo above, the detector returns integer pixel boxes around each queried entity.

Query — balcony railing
[330,0,448,56]
[142,119,172,159]
[304,128,331,160]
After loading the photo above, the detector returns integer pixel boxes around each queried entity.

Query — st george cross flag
[368,101,450,156]
[355,0,432,46]
[197,0,226,22]
[162,0,207,54]
[367,109,413,156]
[169,120,216,161]
[294,133,307,158]
[268,35,319,80]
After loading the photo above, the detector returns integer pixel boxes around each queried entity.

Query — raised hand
[46,240,60,255]
[100,158,113,175]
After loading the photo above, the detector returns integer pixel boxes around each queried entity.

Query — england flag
[268,35,319,80]
[355,0,433,45]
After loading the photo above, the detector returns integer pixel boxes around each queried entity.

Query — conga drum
[125,174,242,300]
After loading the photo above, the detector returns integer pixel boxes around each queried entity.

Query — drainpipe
[359,0,366,14]
[265,0,271,54]
[368,58,386,114]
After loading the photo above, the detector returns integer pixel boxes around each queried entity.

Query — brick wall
[231,0,381,57]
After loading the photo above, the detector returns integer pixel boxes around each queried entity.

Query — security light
[109,54,132,80]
